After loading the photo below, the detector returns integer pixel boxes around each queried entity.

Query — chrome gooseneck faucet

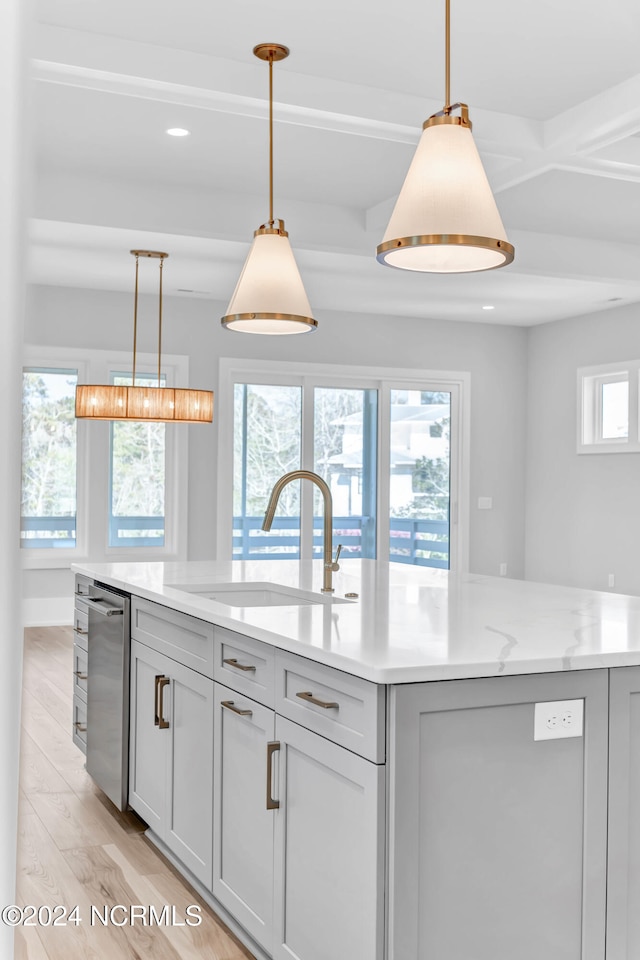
[262,470,341,593]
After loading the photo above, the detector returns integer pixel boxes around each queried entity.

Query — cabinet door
[389,669,609,960]
[606,666,640,959]
[129,639,167,833]
[213,682,275,950]
[273,716,385,960]
[130,639,214,887]
[165,657,214,887]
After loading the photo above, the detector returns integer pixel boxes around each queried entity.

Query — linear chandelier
[75,250,214,422]
[221,43,317,335]
[376,0,514,273]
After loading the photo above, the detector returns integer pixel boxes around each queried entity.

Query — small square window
[578,361,640,454]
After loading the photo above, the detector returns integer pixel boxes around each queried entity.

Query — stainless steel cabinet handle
[87,598,124,617]
[74,721,87,732]
[154,675,170,729]
[266,741,280,810]
[74,670,88,680]
[74,627,88,636]
[223,657,257,672]
[296,690,339,709]
[221,699,253,717]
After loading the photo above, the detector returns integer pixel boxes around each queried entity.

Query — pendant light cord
[132,254,139,385]
[445,0,451,111]
[157,256,164,387]
[268,53,274,226]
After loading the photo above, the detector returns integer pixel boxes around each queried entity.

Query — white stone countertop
[71,559,640,684]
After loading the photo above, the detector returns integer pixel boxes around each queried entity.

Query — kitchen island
[72,559,640,960]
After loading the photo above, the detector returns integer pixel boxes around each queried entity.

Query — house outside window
[218,359,469,572]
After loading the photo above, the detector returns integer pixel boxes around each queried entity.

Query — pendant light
[75,250,214,422]
[376,0,514,273]
[221,44,317,335]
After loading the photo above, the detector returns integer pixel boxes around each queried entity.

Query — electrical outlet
[534,699,584,741]
[499,563,507,576]
[608,573,615,588]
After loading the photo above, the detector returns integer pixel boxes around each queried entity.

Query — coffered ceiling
[28,0,640,325]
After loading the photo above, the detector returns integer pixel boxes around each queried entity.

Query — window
[218,360,469,571]
[578,361,640,453]
[21,367,78,549]
[109,372,167,548]
[22,347,190,567]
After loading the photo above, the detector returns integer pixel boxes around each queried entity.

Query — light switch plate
[534,699,584,741]
[478,496,492,509]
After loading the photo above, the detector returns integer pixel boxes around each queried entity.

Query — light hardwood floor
[15,625,254,960]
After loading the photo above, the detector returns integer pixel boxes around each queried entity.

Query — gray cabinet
[272,715,385,960]
[606,666,640,959]
[389,669,609,960]
[129,638,214,887]
[212,681,276,951]
[71,575,90,753]
[212,647,385,960]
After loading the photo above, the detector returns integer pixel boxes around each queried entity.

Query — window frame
[22,345,190,569]
[578,360,640,454]
[216,358,470,572]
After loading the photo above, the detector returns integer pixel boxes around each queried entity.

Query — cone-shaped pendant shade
[221,227,317,334]
[377,119,514,273]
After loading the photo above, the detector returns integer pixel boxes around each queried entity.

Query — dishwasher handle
[87,597,124,617]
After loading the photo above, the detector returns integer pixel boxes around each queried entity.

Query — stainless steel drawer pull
[154,675,170,729]
[86,598,124,617]
[74,721,87,733]
[74,627,88,636]
[74,670,88,681]
[223,657,257,673]
[266,741,280,810]
[221,699,253,717]
[296,691,339,709]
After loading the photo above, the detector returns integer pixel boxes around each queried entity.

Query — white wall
[3,0,29,948]
[24,283,529,612]
[525,302,640,594]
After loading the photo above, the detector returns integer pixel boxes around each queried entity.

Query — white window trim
[22,345,190,569]
[216,357,470,573]
[578,359,640,454]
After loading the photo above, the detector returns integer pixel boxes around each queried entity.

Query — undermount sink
[165,580,354,607]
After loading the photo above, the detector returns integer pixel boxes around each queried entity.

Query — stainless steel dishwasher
[86,581,131,811]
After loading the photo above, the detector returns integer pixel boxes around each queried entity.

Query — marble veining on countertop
[71,559,640,684]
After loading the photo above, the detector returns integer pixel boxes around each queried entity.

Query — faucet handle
[331,543,342,572]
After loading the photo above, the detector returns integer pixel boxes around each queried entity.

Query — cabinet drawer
[75,574,91,598]
[73,604,88,651]
[275,650,385,763]
[72,697,87,753]
[131,597,214,678]
[73,643,88,701]
[213,627,275,707]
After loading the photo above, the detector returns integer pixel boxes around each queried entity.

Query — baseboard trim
[22,596,74,627]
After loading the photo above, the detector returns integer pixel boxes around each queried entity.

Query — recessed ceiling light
[166,128,190,137]
[482,305,495,310]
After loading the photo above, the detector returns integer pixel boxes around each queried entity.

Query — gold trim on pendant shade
[376,234,515,271]
[221,312,318,334]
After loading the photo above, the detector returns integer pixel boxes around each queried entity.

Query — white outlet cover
[534,699,584,741]
[477,497,493,510]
